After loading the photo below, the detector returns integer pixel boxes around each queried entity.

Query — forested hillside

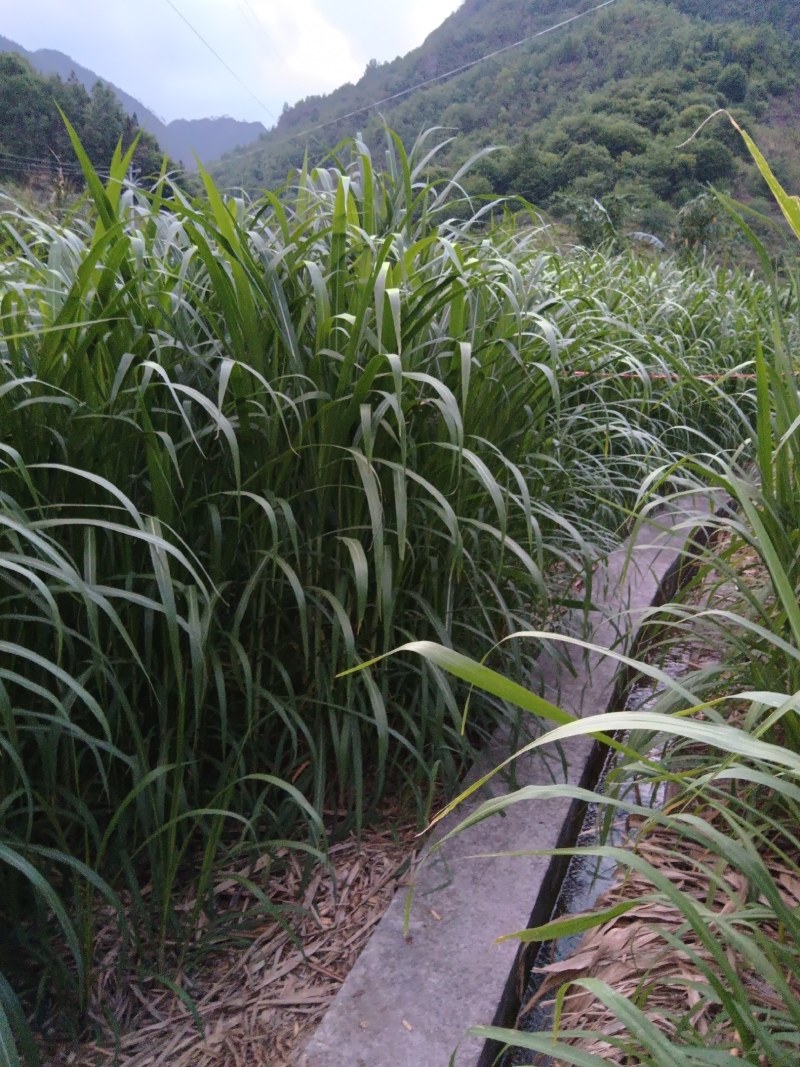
[0,52,168,189]
[212,0,800,242]
[0,34,267,169]
[666,0,800,33]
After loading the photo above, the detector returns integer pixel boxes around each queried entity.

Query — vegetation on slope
[666,0,800,34]
[0,32,267,170]
[0,51,169,192]
[212,0,800,245]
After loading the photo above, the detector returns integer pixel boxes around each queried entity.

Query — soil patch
[526,819,800,1064]
[45,814,420,1066]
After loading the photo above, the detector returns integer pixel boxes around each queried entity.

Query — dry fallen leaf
[43,809,420,1067]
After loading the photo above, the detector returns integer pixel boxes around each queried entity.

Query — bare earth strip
[46,815,419,1066]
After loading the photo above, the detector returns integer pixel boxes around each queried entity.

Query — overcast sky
[2,0,464,125]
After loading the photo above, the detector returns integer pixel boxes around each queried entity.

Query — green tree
[562,115,649,158]
[643,144,697,200]
[49,73,90,168]
[694,138,735,183]
[0,53,172,191]
[717,63,748,103]
[510,135,560,205]
[81,81,125,167]
[558,142,615,185]
[0,53,49,162]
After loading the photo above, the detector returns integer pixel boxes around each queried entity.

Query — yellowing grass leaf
[726,112,800,240]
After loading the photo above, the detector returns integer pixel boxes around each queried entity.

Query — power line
[219,0,620,171]
[162,0,278,123]
[235,0,284,67]
[294,0,620,142]
[0,148,147,186]
[0,151,61,166]
[0,150,83,171]
[0,149,115,181]
[0,160,85,179]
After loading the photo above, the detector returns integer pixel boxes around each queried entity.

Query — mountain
[210,0,800,243]
[666,0,800,33]
[0,35,266,167]
[0,49,171,189]
[152,117,266,169]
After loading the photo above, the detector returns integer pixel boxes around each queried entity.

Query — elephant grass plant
[396,123,800,1066]
[0,121,774,1061]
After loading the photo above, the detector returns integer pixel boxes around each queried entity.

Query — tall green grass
[399,122,800,1065]
[0,124,773,1060]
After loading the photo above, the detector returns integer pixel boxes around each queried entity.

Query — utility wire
[0,148,86,168]
[222,0,620,169]
[162,0,278,122]
[0,161,85,178]
[235,0,284,67]
[0,149,115,180]
[292,0,619,142]
[0,149,84,170]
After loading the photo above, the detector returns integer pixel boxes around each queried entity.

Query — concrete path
[300,496,717,1067]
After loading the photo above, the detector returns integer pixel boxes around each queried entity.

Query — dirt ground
[45,812,420,1067]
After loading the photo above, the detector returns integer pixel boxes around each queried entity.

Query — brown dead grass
[45,813,420,1067]
[525,818,800,1065]
[519,538,799,1064]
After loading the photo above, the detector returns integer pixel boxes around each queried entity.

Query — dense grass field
[0,125,783,1062]
[411,125,800,1065]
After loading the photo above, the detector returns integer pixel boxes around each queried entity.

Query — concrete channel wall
[300,495,717,1067]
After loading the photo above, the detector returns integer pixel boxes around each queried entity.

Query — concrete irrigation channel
[505,641,719,1067]
[300,493,720,1067]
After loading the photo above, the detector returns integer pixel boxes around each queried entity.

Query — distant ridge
[209,0,800,241]
[0,34,266,167]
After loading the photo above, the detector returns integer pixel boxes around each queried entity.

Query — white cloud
[401,0,463,47]
[1,0,462,122]
[246,0,364,100]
